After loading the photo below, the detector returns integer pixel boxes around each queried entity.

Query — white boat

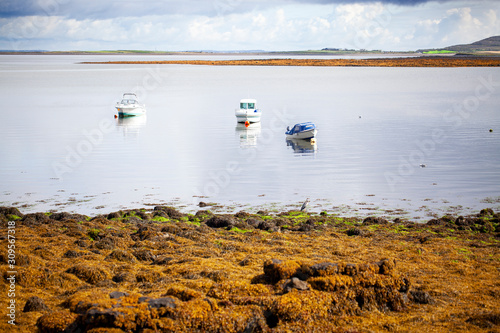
[235,99,262,123]
[285,122,317,140]
[115,93,146,117]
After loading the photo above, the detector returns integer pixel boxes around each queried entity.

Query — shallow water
[1,55,499,220]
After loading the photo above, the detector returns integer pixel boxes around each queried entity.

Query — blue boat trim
[285,122,316,136]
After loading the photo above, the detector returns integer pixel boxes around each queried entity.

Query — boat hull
[235,109,262,123]
[116,106,146,117]
[285,129,317,140]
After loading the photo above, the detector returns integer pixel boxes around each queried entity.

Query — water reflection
[235,122,261,147]
[116,115,147,137]
[286,138,317,154]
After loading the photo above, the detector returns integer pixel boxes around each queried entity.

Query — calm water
[1,55,499,220]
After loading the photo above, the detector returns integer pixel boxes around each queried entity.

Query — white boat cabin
[239,99,257,110]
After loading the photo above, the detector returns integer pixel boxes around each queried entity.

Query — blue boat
[285,122,317,140]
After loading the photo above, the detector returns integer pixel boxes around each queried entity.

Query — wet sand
[82,56,500,67]
[1,206,499,332]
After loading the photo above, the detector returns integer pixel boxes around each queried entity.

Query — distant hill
[419,36,500,53]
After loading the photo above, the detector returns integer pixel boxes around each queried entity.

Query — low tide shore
[1,206,499,332]
[81,56,500,67]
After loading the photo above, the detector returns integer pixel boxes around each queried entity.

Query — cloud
[0,0,498,51]
[0,0,461,20]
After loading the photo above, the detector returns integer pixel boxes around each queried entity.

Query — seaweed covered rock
[260,257,411,325]
[0,206,23,222]
[306,262,340,277]
[426,215,454,226]
[132,249,156,262]
[105,249,136,263]
[66,264,110,284]
[283,277,310,293]
[263,259,301,283]
[49,211,88,222]
[154,206,185,219]
[206,215,235,229]
[23,296,49,312]
[37,310,78,332]
[21,212,51,226]
[363,216,389,225]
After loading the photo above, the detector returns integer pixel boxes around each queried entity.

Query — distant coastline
[79,56,500,67]
[0,50,419,56]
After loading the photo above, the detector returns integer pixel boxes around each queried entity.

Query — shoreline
[1,206,499,331]
[80,56,500,67]
[3,195,500,223]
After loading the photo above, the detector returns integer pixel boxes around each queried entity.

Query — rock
[198,201,208,207]
[200,270,228,282]
[0,206,23,218]
[239,256,254,266]
[66,264,110,284]
[135,210,151,220]
[235,211,250,218]
[105,249,136,263]
[21,213,50,226]
[75,239,89,248]
[37,310,78,332]
[479,208,495,217]
[146,297,177,309]
[466,312,500,328]
[153,206,185,219]
[298,223,313,232]
[308,262,339,277]
[93,237,117,250]
[50,212,88,222]
[347,227,363,236]
[343,263,358,276]
[107,211,122,219]
[132,226,160,241]
[410,290,433,304]
[206,215,235,228]
[132,249,155,262]
[109,291,129,299]
[376,258,396,275]
[257,220,275,231]
[246,218,262,227]
[112,272,135,283]
[63,250,85,258]
[152,256,174,266]
[363,216,388,225]
[136,270,161,283]
[23,296,49,312]
[263,259,300,283]
[81,308,125,328]
[283,277,310,293]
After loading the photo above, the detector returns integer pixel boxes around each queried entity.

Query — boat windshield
[120,99,138,105]
[240,102,255,109]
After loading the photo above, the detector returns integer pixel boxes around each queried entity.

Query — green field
[423,50,456,54]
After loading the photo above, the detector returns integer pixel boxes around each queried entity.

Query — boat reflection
[286,138,317,154]
[116,115,147,137]
[235,122,261,147]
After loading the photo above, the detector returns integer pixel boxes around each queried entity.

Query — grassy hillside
[420,36,500,53]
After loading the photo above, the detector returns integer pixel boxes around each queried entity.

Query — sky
[0,0,499,51]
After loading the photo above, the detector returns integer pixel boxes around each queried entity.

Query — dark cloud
[0,0,206,19]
